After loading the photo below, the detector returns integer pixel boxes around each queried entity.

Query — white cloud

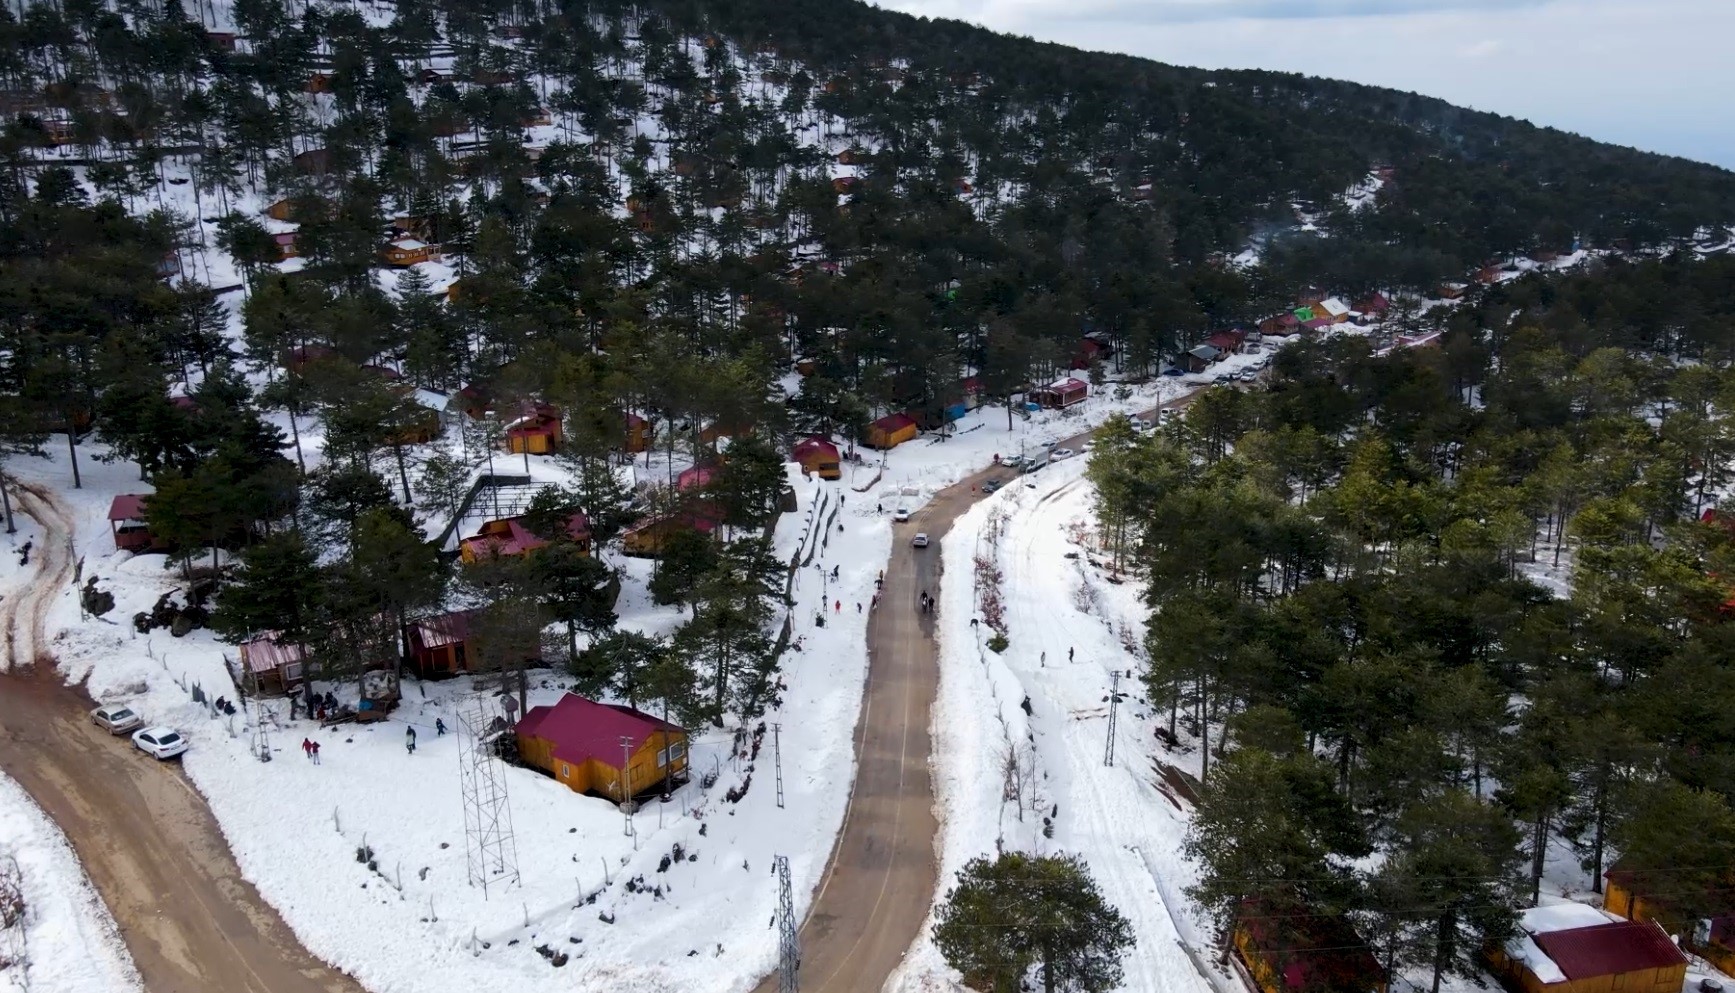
[875,0,1735,168]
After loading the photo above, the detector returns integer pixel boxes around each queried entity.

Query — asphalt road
[755,394,1205,993]
[0,485,366,993]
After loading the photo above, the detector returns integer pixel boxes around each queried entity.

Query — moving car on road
[91,704,144,735]
[132,726,188,760]
[912,532,929,548]
[1050,447,1074,460]
[892,506,911,522]
[981,480,1001,494]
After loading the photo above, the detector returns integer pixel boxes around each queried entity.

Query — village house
[959,376,984,410]
[1487,903,1687,993]
[1259,313,1302,336]
[273,231,300,260]
[1352,292,1391,318]
[1205,329,1250,355]
[283,343,337,373]
[1604,863,1735,975]
[793,435,842,480]
[1071,337,1110,370]
[504,403,563,455]
[864,412,918,450]
[1030,377,1089,409]
[1178,344,1224,374]
[291,147,330,175]
[1438,282,1470,300]
[381,238,438,267]
[108,494,164,553]
[520,107,552,127]
[406,609,480,678]
[623,412,653,453]
[204,29,238,51]
[622,509,721,557]
[459,512,590,564]
[305,72,334,94]
[1233,901,1386,993]
[514,693,688,800]
[265,197,303,222]
[235,633,311,697]
[1317,297,1352,323]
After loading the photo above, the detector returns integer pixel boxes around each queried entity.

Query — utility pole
[776,854,798,993]
[619,735,635,839]
[1104,669,1127,767]
[773,722,784,809]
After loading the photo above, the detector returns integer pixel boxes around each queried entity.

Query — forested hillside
[1087,252,1735,992]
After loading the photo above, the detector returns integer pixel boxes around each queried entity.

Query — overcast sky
[873,0,1735,169]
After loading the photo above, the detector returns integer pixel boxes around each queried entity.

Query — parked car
[1159,407,1177,423]
[1050,447,1074,460]
[1080,440,1094,451]
[1212,373,1231,384]
[982,480,1001,494]
[132,726,188,760]
[1001,455,1024,469]
[892,506,911,522]
[1239,369,1259,382]
[911,532,929,548]
[1160,368,1184,377]
[91,705,143,735]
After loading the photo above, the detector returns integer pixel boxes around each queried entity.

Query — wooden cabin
[622,510,720,557]
[108,494,165,552]
[283,343,337,373]
[515,694,688,800]
[623,413,653,453]
[521,107,552,127]
[1605,863,1735,976]
[265,197,301,222]
[236,633,311,697]
[504,403,563,454]
[1030,377,1089,410]
[459,512,590,564]
[1071,337,1109,370]
[407,609,479,677]
[204,30,238,51]
[381,238,438,267]
[1488,903,1686,993]
[1233,902,1386,993]
[292,148,330,175]
[274,231,300,260]
[305,72,334,94]
[864,413,918,450]
[793,436,841,480]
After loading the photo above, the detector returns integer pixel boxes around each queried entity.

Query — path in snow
[0,480,367,993]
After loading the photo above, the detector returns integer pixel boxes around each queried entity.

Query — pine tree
[933,851,1133,993]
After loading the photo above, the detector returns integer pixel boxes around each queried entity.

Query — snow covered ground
[894,457,1236,993]
[0,772,143,993]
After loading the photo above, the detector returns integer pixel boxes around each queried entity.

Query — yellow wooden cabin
[1605,864,1735,976]
[1232,903,1387,993]
[515,694,688,800]
[1487,904,1686,993]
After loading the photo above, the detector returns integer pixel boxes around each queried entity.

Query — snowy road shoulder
[0,771,142,993]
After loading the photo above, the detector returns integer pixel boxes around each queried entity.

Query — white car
[1050,448,1074,460]
[912,533,929,548]
[1081,440,1094,451]
[892,506,912,522]
[91,704,144,735]
[1159,407,1177,423]
[132,726,188,760]
[1239,369,1259,382]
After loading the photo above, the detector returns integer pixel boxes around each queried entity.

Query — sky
[872,0,1735,169]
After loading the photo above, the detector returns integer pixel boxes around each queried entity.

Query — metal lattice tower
[773,723,785,809]
[775,854,798,993]
[458,702,521,897]
[252,700,272,763]
[1104,670,1126,768]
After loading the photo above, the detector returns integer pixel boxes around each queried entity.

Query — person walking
[1069,646,1075,662]
[310,740,321,764]
[435,718,446,737]
[302,738,313,760]
[834,599,841,613]
[856,602,862,613]
[405,726,417,755]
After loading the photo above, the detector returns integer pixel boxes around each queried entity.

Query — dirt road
[0,484,367,993]
[755,400,1193,993]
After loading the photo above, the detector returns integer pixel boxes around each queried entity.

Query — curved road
[0,483,366,993]
[758,397,1202,993]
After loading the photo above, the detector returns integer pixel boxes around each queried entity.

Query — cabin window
[560,763,570,778]
[657,748,668,768]
[669,741,687,763]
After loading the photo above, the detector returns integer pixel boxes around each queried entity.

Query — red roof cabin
[236,633,311,697]
[1605,861,1735,976]
[793,436,841,480]
[1030,377,1089,410]
[1259,313,1302,336]
[678,464,719,491]
[505,403,563,455]
[108,494,165,552]
[459,512,590,564]
[274,231,300,260]
[1233,900,1387,993]
[1352,292,1391,317]
[514,693,689,799]
[1205,329,1249,355]
[864,413,918,450]
[1488,903,1687,993]
[407,608,480,677]
[1071,337,1110,370]
[622,509,721,557]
